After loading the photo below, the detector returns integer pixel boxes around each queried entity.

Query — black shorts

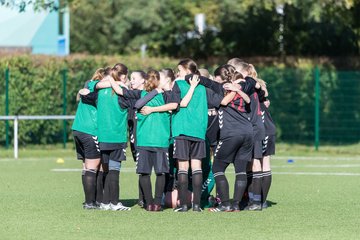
[253,140,263,159]
[262,135,276,156]
[206,115,219,147]
[214,134,253,163]
[136,148,169,174]
[73,130,100,160]
[101,148,127,163]
[173,137,206,161]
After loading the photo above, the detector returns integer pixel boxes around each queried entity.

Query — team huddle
[71,58,276,212]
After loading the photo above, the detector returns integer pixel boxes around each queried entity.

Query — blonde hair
[91,68,105,80]
[198,68,210,78]
[227,58,245,67]
[144,69,160,92]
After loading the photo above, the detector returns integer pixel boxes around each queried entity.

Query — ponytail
[144,69,160,92]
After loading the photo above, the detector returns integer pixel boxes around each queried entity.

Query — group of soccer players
[71,58,276,212]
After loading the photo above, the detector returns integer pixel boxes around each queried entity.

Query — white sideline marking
[51,168,360,176]
[272,164,360,168]
[272,172,360,176]
[273,156,360,161]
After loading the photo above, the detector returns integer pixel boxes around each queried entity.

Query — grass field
[1,143,360,239]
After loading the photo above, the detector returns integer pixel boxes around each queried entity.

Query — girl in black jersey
[259,87,276,209]
[228,61,268,211]
[204,65,255,212]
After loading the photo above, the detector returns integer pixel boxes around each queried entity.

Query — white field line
[273,156,360,161]
[51,168,360,176]
[272,172,360,176]
[272,164,360,168]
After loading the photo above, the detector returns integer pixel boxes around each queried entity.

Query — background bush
[0,54,359,146]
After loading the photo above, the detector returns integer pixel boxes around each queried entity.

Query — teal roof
[0,7,60,54]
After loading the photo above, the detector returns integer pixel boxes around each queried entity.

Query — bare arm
[220,92,236,106]
[108,76,128,96]
[180,75,200,107]
[140,103,178,115]
[223,83,251,104]
[96,75,125,91]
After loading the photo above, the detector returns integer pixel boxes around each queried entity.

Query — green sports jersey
[172,80,208,140]
[71,80,99,135]
[136,91,171,148]
[97,88,128,143]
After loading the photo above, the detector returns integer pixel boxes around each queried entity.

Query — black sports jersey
[205,88,223,145]
[260,102,276,136]
[218,79,256,137]
[163,88,181,104]
[249,88,266,141]
[219,99,253,137]
[206,88,223,109]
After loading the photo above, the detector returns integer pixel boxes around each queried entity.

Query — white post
[195,13,206,35]
[64,6,70,55]
[14,116,18,159]
[140,44,147,59]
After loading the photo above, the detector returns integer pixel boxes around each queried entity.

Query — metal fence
[1,67,360,152]
[0,115,74,158]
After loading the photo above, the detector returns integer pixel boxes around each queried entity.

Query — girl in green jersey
[72,68,104,209]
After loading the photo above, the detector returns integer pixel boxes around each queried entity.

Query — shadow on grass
[266,200,277,208]
[120,199,139,207]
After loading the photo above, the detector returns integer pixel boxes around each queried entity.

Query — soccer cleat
[231,204,240,212]
[145,204,153,211]
[110,202,131,211]
[95,201,101,208]
[138,200,145,208]
[209,204,232,212]
[83,203,97,210]
[173,205,188,212]
[192,204,203,212]
[244,203,262,211]
[99,203,111,210]
[262,201,268,209]
[152,204,162,212]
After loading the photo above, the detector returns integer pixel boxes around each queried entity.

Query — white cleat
[99,203,111,210]
[110,202,131,211]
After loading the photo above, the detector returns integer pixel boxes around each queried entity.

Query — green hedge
[0,54,359,146]
[0,54,177,145]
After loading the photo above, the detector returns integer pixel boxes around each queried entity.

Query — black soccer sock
[262,171,272,203]
[108,170,120,205]
[214,172,230,206]
[138,176,144,203]
[84,169,97,204]
[192,170,203,206]
[246,171,253,202]
[81,169,86,199]
[95,171,104,204]
[233,173,247,205]
[139,174,153,205]
[103,171,110,204]
[154,174,165,205]
[178,170,189,206]
[251,171,262,205]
